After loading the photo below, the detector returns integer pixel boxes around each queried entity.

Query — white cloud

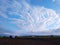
[9,1,60,33]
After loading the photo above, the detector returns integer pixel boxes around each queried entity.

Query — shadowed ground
[0,37,60,45]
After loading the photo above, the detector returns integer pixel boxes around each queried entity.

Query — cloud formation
[0,0,60,35]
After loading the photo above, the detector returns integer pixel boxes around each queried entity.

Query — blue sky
[0,0,60,36]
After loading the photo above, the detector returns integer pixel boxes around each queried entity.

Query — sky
[0,0,60,36]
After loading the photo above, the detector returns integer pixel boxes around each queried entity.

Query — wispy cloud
[8,0,60,35]
[0,11,8,18]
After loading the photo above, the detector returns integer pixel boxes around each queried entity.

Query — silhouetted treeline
[0,35,60,39]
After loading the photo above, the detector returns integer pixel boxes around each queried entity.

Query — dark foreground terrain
[0,36,60,45]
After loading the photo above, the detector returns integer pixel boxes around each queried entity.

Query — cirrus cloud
[9,0,60,34]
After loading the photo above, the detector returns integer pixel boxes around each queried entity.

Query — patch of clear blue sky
[26,0,60,13]
[0,18,20,32]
